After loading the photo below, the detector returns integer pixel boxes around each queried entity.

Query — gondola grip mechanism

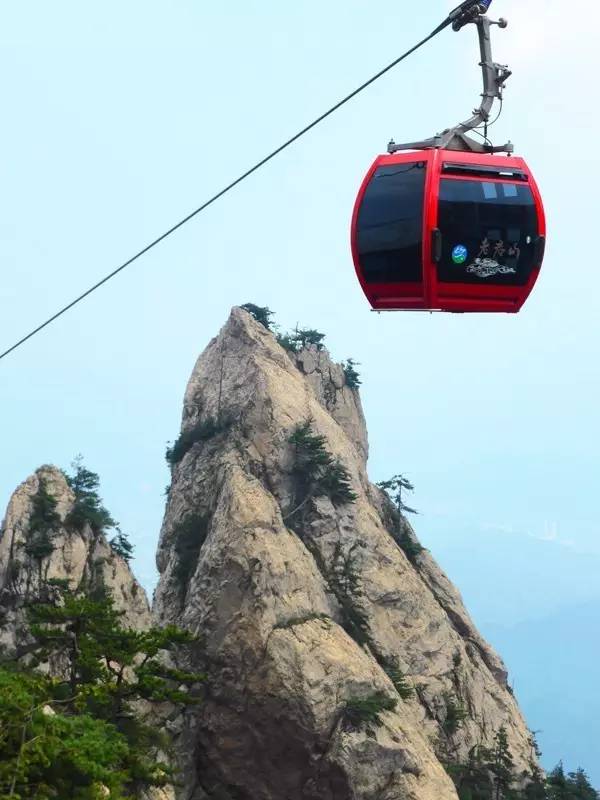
[388,2,513,155]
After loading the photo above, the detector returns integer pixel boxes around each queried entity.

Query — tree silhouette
[378,474,418,515]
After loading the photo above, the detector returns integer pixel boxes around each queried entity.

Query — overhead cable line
[0,1,481,363]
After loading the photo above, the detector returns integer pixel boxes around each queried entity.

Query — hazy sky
[2,0,596,568]
[0,0,598,766]
[3,0,596,568]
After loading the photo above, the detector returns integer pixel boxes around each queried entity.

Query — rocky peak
[0,464,150,658]
[153,307,538,800]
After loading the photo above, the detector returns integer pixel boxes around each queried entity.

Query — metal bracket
[388,12,514,154]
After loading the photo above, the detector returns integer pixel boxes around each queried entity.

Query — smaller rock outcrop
[0,465,150,658]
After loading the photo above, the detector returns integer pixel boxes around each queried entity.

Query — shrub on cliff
[379,656,413,700]
[442,726,600,800]
[276,327,326,353]
[24,479,61,561]
[341,358,362,389]
[342,691,397,731]
[65,455,117,535]
[165,416,231,466]
[287,420,356,517]
[378,474,418,515]
[378,474,424,563]
[109,527,134,562]
[240,303,274,330]
[546,764,598,800]
[442,692,468,737]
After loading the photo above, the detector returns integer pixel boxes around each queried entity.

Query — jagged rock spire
[153,307,536,800]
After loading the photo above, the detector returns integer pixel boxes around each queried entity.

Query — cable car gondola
[351,2,546,313]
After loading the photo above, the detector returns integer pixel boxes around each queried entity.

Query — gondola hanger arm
[390,0,514,154]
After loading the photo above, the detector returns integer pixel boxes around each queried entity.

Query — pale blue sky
[1,0,598,777]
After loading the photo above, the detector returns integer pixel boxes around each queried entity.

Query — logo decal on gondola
[452,245,468,265]
[466,258,517,278]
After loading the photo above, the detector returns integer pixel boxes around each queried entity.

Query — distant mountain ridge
[420,521,600,784]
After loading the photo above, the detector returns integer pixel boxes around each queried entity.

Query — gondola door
[430,152,545,313]
[352,153,433,310]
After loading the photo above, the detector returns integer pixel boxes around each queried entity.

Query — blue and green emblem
[451,244,468,265]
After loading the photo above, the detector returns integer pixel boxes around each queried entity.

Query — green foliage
[341,358,362,389]
[446,733,599,800]
[289,421,331,472]
[378,475,424,563]
[395,527,425,563]
[1,586,203,799]
[318,460,357,506]
[0,667,130,800]
[442,692,468,736]
[275,327,326,353]
[379,656,413,700]
[484,726,515,799]
[65,456,117,535]
[445,746,492,800]
[547,764,569,799]
[523,732,547,799]
[378,474,418,515]
[566,768,598,800]
[546,763,598,800]
[287,421,356,518]
[285,422,365,650]
[295,328,326,350]
[27,587,203,704]
[328,541,370,647]
[301,538,372,654]
[109,528,134,562]
[330,541,363,597]
[165,416,231,466]
[24,480,61,561]
[240,303,274,330]
[275,331,300,352]
[173,513,210,587]
[273,323,361,396]
[342,691,397,730]
[19,586,203,796]
[524,778,550,800]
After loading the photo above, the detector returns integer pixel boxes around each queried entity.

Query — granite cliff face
[153,307,538,800]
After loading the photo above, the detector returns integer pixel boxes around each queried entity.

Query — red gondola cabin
[351,149,546,313]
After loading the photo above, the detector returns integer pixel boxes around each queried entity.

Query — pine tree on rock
[109,527,134,562]
[65,455,117,534]
[18,584,205,796]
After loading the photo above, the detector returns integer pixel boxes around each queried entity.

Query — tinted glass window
[437,178,538,285]
[357,162,426,283]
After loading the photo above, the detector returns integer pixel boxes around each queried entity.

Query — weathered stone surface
[141,789,176,800]
[153,308,537,799]
[0,465,150,657]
